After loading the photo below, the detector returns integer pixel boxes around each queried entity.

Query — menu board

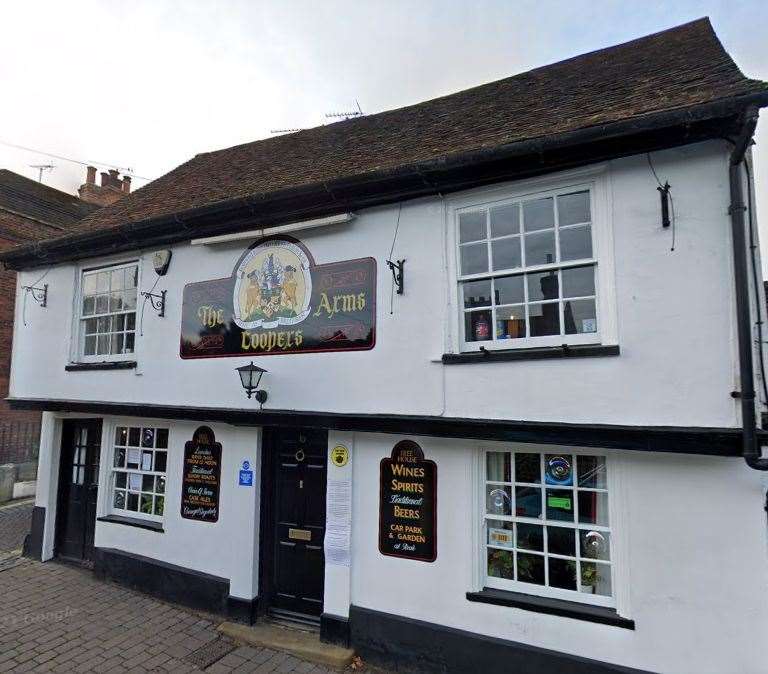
[379,440,437,562]
[180,426,222,523]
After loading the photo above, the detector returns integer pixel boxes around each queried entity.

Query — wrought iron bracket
[387,258,406,295]
[22,283,47,307]
[141,289,166,317]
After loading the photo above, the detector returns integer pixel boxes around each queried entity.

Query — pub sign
[181,426,222,522]
[180,237,376,358]
[379,440,437,562]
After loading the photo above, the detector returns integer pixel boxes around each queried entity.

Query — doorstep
[218,621,355,671]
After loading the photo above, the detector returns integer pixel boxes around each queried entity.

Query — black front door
[55,419,102,562]
[265,428,327,618]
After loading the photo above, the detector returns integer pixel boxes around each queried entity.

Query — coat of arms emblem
[233,239,312,329]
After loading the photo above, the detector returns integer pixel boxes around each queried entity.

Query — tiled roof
[65,18,768,237]
[0,170,98,229]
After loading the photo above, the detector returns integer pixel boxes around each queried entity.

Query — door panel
[56,420,102,562]
[269,428,328,617]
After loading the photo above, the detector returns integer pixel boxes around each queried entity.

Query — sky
[1,1,767,256]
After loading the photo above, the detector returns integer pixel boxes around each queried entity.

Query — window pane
[516,523,543,551]
[490,203,520,238]
[126,450,140,470]
[486,485,512,516]
[578,491,609,526]
[127,492,139,512]
[546,489,574,522]
[124,332,135,353]
[109,292,123,312]
[96,316,112,333]
[459,211,486,243]
[577,456,607,489]
[156,429,169,449]
[113,490,125,509]
[95,294,109,314]
[549,557,577,590]
[517,552,545,585]
[115,427,128,446]
[515,486,541,518]
[562,265,595,298]
[560,224,593,261]
[460,242,488,275]
[462,280,492,309]
[83,274,98,294]
[97,335,111,355]
[128,427,140,446]
[83,318,98,335]
[494,275,524,305]
[487,520,514,548]
[488,548,515,580]
[126,267,138,288]
[557,191,590,226]
[154,495,165,516]
[96,272,109,292]
[523,197,554,232]
[111,269,125,291]
[524,230,556,266]
[142,474,154,491]
[123,290,137,311]
[126,313,136,331]
[113,448,125,468]
[142,428,155,448]
[548,526,575,556]
[82,296,95,316]
[529,303,560,337]
[564,299,597,335]
[140,494,153,514]
[84,336,96,356]
[115,472,126,489]
[486,452,511,482]
[110,333,124,355]
[544,454,574,486]
[515,453,540,484]
[528,271,559,302]
[114,314,126,331]
[154,451,167,473]
[580,562,611,596]
[580,530,610,561]
[465,310,492,342]
[495,307,527,341]
[492,237,522,271]
[155,476,166,494]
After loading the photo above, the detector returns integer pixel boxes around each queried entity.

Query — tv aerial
[29,164,54,183]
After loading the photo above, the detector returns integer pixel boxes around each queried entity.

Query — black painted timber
[7,396,748,456]
[22,506,45,560]
[442,344,620,364]
[65,361,137,372]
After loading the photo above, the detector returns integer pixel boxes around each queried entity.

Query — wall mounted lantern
[236,362,268,407]
[21,283,48,308]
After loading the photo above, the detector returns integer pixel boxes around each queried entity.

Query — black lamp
[236,362,268,406]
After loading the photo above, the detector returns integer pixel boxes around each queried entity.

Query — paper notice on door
[324,479,352,567]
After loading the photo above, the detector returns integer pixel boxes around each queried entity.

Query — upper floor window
[79,263,138,360]
[457,185,601,350]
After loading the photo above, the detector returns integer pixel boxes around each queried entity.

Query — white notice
[324,479,352,567]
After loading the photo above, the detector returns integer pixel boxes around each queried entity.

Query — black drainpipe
[729,106,768,470]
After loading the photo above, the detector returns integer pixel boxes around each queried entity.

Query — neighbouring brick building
[0,168,128,465]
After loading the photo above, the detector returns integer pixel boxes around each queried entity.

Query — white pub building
[4,19,768,674]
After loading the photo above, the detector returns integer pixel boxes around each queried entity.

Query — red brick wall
[0,211,50,464]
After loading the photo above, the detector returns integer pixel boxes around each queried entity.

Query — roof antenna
[269,128,305,135]
[325,99,364,120]
[29,164,54,183]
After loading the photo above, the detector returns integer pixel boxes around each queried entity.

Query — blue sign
[239,469,253,486]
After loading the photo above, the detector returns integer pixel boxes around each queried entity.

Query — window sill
[443,344,619,364]
[466,588,634,629]
[66,361,137,372]
[97,515,164,533]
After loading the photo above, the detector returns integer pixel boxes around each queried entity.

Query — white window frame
[75,259,140,363]
[446,166,617,353]
[471,442,630,614]
[106,422,169,523]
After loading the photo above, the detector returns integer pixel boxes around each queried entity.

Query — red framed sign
[180,236,376,358]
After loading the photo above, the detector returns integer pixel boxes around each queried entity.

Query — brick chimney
[78,165,131,206]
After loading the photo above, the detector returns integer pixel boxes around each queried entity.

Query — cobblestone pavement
[0,559,375,673]
[0,499,33,553]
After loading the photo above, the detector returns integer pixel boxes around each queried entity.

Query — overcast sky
[1,1,767,257]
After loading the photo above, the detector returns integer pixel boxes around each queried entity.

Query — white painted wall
[350,432,768,674]
[7,141,749,428]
